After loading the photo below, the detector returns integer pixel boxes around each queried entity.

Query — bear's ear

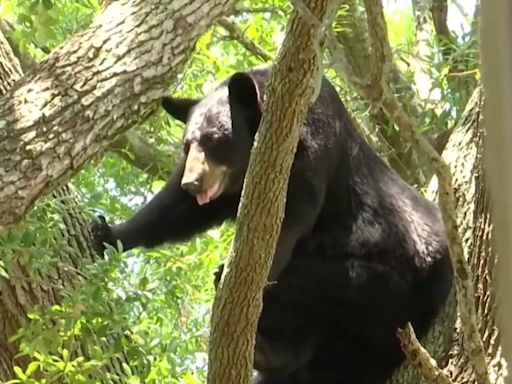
[161,97,200,123]
[228,72,262,115]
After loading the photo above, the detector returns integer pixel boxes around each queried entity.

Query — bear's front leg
[91,158,238,254]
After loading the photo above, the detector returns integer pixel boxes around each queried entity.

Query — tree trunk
[0,0,236,229]
[207,1,338,383]
[0,0,238,379]
[480,0,512,370]
[0,28,130,382]
[389,86,506,383]
[0,27,31,379]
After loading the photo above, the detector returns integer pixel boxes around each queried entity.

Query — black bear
[92,65,453,384]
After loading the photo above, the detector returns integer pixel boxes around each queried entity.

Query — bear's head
[161,72,263,206]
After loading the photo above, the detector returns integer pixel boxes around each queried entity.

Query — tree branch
[471,0,480,42]
[208,0,339,382]
[431,0,477,103]
[218,18,273,62]
[0,27,23,95]
[0,19,44,72]
[1,17,179,184]
[327,0,426,186]
[430,0,452,43]
[364,2,393,93]
[0,0,237,230]
[0,26,132,381]
[362,1,490,383]
[396,323,455,384]
[109,131,178,181]
[430,0,457,68]
[480,0,512,371]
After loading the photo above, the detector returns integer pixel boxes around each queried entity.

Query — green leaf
[0,260,8,278]
[35,25,57,46]
[38,11,59,26]
[13,366,26,380]
[62,348,69,363]
[139,276,149,290]
[122,362,132,376]
[42,0,53,10]
[24,361,40,378]
[29,0,40,12]
[17,13,33,27]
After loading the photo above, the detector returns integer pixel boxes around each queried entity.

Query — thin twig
[397,323,455,384]
[218,18,273,62]
[232,6,284,15]
[411,0,435,102]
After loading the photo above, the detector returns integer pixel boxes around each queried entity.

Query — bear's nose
[181,179,202,195]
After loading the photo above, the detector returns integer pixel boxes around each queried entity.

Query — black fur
[92,65,453,384]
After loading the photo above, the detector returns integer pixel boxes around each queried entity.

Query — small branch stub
[397,323,455,384]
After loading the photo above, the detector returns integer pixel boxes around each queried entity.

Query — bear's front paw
[90,215,116,255]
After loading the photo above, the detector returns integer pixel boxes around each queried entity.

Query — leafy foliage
[0,0,478,383]
[1,0,101,60]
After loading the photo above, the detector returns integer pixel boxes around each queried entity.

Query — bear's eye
[198,132,233,165]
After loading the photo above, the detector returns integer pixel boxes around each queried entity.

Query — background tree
[0,0,505,383]
[480,0,512,372]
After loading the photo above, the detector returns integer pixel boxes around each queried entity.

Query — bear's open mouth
[196,180,224,206]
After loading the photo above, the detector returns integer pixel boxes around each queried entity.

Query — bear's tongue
[196,181,221,206]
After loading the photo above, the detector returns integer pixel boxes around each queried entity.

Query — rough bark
[0,0,236,230]
[0,30,23,94]
[0,30,119,381]
[0,18,177,186]
[0,28,31,380]
[480,0,512,372]
[396,324,455,384]
[207,1,337,383]
[389,87,506,383]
